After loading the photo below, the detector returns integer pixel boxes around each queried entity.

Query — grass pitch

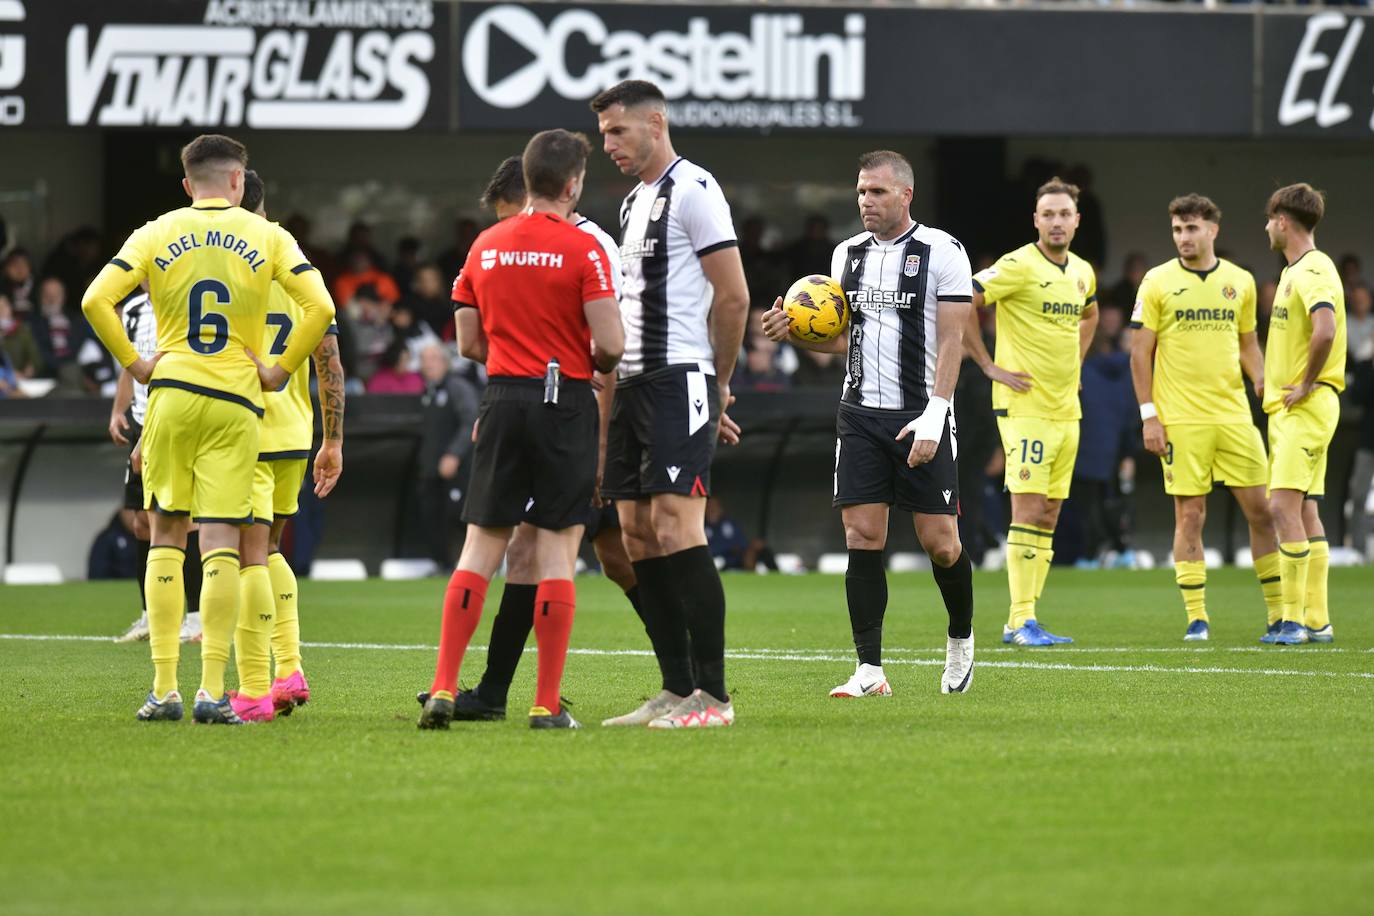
[2,567,1373,915]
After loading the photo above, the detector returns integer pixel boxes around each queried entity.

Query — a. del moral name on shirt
[478,248,567,270]
[154,229,268,272]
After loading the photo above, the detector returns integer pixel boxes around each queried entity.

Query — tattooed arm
[311,332,346,497]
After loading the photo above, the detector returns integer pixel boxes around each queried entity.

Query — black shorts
[581,501,620,539]
[833,404,959,515]
[462,379,598,531]
[602,364,720,500]
[123,416,144,511]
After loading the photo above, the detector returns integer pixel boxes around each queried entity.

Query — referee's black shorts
[463,378,598,531]
[123,415,144,511]
[832,403,959,516]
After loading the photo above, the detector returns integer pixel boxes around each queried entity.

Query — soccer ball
[783,275,849,343]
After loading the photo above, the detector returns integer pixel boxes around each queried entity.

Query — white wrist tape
[1139,402,1158,421]
[903,396,951,443]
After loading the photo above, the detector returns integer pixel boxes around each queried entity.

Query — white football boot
[941,634,974,694]
[601,689,686,727]
[829,662,892,698]
[114,611,150,643]
[179,612,203,643]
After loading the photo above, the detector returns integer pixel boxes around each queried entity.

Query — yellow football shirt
[974,242,1097,420]
[1133,257,1256,425]
[81,198,334,414]
[1263,249,1347,414]
[259,283,337,457]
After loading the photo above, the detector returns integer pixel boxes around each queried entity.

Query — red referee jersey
[451,211,613,380]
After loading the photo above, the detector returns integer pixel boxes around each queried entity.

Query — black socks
[183,530,202,615]
[666,545,728,703]
[932,547,974,639]
[631,556,695,697]
[845,549,887,666]
[477,583,537,706]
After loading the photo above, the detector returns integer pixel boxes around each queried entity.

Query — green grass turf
[2,567,1373,915]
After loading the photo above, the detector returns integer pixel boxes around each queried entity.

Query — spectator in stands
[705,496,776,572]
[0,293,41,378]
[31,277,83,390]
[40,226,103,304]
[1339,253,1364,299]
[955,354,1000,566]
[1105,251,1149,312]
[1348,282,1373,364]
[791,347,847,388]
[285,213,339,288]
[739,216,785,311]
[1256,278,1277,342]
[340,220,387,270]
[1347,339,1374,557]
[1,249,37,318]
[416,342,480,567]
[733,312,791,393]
[348,283,395,380]
[0,345,23,398]
[365,338,424,394]
[1066,164,1106,269]
[399,263,454,339]
[393,235,422,295]
[1071,309,1138,565]
[785,214,834,280]
[437,218,480,285]
[88,510,139,580]
[391,301,443,366]
[333,248,400,308]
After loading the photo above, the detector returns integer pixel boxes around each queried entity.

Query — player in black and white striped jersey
[762,150,976,697]
[111,287,203,644]
[592,80,750,729]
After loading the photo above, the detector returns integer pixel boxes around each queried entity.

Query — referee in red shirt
[419,129,624,730]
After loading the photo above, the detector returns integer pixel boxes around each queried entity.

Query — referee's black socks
[666,545,728,703]
[630,556,695,697]
[932,547,974,639]
[477,583,538,705]
[845,548,887,666]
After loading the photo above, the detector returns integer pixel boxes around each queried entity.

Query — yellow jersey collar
[192,197,233,211]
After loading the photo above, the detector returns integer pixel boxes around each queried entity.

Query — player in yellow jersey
[964,177,1098,646]
[81,134,335,724]
[1129,194,1280,641]
[1261,183,1346,646]
[231,170,347,721]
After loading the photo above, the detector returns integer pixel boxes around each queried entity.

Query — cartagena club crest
[1222,285,1238,301]
[904,254,921,277]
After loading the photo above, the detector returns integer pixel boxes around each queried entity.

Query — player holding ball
[762,150,976,698]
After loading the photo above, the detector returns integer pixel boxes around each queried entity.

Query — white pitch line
[3,633,1371,680]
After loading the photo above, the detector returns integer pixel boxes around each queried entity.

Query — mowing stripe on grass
[3,633,1371,680]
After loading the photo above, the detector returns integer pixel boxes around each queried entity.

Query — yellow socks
[1175,560,1207,622]
[235,564,275,699]
[1278,540,1310,625]
[199,548,241,699]
[145,546,186,697]
[268,552,302,680]
[1253,551,1283,627]
[1006,525,1053,628]
[1305,537,1330,631]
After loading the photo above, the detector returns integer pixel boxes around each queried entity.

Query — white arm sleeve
[934,236,974,301]
[677,177,737,258]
